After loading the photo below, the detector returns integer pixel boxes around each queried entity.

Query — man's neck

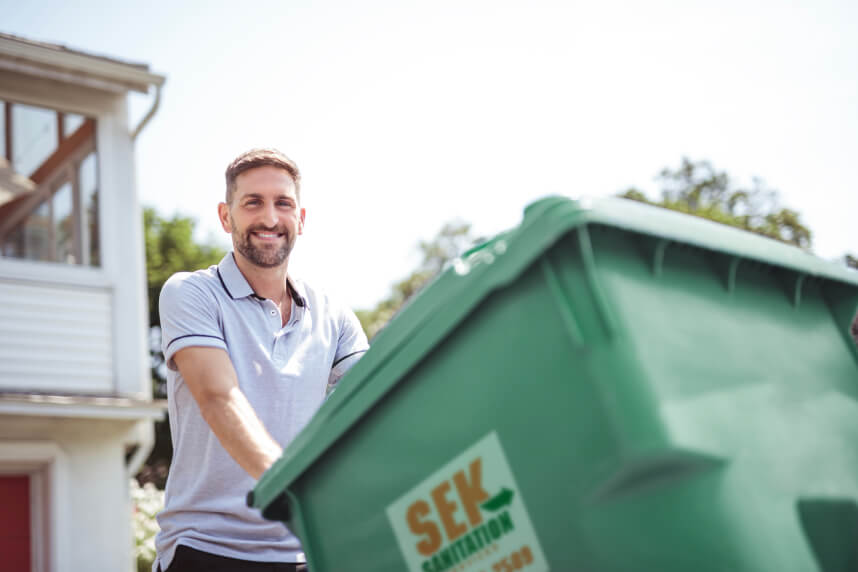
[232,251,290,302]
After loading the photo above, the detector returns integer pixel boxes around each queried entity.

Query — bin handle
[576,226,618,338]
[540,257,585,347]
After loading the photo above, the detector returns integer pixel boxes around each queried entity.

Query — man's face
[218,165,305,269]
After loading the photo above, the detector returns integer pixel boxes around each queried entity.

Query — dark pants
[159,545,308,572]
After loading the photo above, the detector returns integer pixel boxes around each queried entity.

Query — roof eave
[0,35,165,94]
[0,393,167,421]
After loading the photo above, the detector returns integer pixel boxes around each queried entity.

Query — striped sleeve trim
[166,333,226,350]
[332,349,368,367]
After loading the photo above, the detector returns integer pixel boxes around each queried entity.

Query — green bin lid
[251,195,858,513]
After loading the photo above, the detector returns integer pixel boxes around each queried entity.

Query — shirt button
[270,310,277,316]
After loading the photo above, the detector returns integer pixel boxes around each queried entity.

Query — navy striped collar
[216,252,307,308]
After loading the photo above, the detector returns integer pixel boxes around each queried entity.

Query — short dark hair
[225,148,301,204]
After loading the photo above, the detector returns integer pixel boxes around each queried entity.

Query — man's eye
[277,201,293,207]
[245,200,261,206]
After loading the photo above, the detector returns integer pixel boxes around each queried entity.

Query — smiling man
[153,149,368,572]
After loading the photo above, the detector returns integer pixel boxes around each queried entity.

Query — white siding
[0,279,113,393]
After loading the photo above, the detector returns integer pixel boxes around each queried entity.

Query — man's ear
[218,202,232,233]
[298,208,306,236]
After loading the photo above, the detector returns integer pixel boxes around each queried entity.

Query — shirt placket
[269,300,302,361]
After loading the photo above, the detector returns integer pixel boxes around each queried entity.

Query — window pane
[63,113,85,139]
[12,104,58,178]
[79,152,99,266]
[2,226,22,258]
[53,182,75,264]
[12,200,52,262]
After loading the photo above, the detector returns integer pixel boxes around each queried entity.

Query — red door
[0,475,31,571]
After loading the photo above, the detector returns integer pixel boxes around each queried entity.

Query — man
[154,149,368,571]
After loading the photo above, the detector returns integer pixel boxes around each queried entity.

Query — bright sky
[3,0,857,309]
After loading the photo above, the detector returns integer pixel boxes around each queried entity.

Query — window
[62,113,85,139]
[12,104,58,178]
[0,99,99,266]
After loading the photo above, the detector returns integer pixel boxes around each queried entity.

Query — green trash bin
[249,197,858,572]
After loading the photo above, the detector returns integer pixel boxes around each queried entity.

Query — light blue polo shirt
[154,252,368,569]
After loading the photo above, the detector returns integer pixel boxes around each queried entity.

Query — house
[0,33,166,571]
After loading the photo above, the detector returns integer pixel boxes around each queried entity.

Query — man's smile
[251,230,284,241]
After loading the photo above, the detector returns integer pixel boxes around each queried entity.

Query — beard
[231,218,295,268]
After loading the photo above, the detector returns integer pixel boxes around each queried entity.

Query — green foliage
[357,221,476,339]
[619,158,812,249]
[144,207,226,329]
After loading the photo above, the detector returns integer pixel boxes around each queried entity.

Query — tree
[138,207,226,487]
[619,157,812,249]
[356,221,476,339]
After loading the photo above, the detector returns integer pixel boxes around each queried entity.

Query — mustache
[245,225,289,234]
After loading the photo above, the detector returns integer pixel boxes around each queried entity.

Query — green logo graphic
[482,488,515,512]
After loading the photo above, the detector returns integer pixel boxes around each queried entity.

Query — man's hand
[173,346,283,479]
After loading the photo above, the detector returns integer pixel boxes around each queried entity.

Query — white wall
[65,434,131,570]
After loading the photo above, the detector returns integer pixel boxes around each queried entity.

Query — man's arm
[173,346,282,479]
[328,305,370,391]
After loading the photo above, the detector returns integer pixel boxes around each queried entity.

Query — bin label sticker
[386,432,549,572]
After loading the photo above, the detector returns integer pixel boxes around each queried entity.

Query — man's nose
[262,203,278,227]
